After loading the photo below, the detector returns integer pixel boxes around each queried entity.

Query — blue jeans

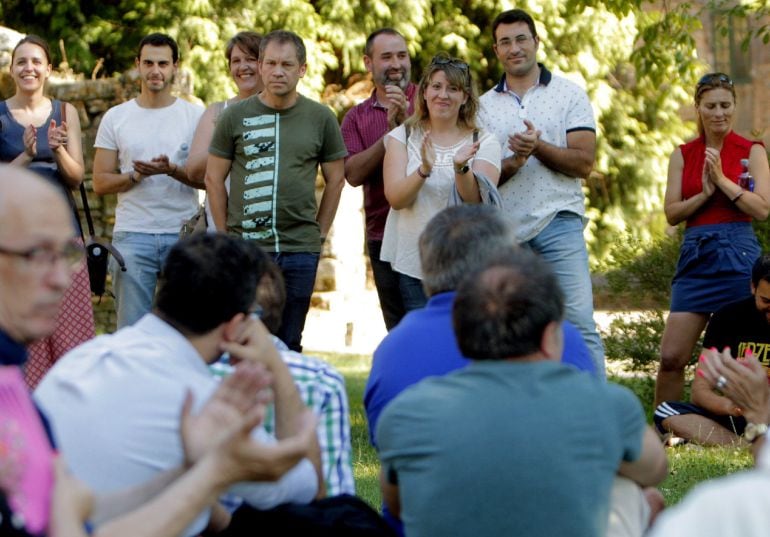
[270,252,320,352]
[368,240,407,331]
[110,231,179,329]
[527,212,605,377]
[397,271,427,313]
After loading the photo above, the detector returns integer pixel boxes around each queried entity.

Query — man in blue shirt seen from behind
[364,205,596,534]
[365,204,595,446]
[376,248,666,537]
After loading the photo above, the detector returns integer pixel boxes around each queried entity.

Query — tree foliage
[0,0,740,259]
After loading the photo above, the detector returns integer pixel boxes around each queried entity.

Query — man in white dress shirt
[35,233,322,536]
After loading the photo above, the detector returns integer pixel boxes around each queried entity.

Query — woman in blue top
[0,35,94,387]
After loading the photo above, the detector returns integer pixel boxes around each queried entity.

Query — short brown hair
[226,31,262,65]
[260,30,306,65]
[256,259,286,336]
[12,35,52,65]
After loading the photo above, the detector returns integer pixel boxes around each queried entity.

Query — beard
[145,72,174,92]
[376,67,409,90]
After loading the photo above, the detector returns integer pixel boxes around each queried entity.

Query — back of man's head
[155,234,268,335]
[751,254,770,288]
[255,259,286,336]
[419,205,517,296]
[453,248,564,361]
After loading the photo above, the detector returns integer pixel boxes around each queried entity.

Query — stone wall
[0,25,374,341]
[0,72,143,331]
[0,73,369,336]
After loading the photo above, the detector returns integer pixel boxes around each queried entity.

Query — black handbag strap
[78,183,96,238]
[78,184,127,271]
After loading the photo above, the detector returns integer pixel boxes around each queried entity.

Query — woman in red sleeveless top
[655,73,770,408]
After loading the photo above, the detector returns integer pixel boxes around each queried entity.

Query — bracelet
[731,190,744,203]
[416,167,431,179]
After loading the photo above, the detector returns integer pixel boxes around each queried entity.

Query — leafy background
[1,0,722,257]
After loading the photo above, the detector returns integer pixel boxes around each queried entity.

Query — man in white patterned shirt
[478,9,604,376]
[478,8,605,376]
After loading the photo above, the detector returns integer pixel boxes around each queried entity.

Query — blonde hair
[694,72,736,137]
[406,54,478,131]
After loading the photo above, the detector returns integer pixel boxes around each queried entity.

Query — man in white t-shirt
[93,33,204,328]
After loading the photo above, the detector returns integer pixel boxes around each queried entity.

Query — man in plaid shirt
[212,258,354,496]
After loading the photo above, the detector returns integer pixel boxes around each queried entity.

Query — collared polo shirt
[478,64,596,242]
[341,83,417,241]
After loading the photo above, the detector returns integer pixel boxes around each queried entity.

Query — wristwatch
[743,422,769,443]
[455,163,470,175]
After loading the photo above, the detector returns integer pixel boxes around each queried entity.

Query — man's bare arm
[699,348,770,460]
[219,318,324,496]
[379,468,401,520]
[93,148,138,195]
[317,159,346,239]
[132,155,200,189]
[345,140,386,187]
[532,129,596,178]
[499,153,529,186]
[617,427,668,487]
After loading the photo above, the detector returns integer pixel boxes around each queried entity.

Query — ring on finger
[716,375,728,391]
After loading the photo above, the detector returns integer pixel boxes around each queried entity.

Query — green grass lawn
[316,351,754,510]
[322,352,383,508]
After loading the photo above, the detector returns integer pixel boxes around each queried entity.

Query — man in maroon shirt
[341,28,417,331]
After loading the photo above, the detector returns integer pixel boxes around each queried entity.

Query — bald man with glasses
[0,165,318,537]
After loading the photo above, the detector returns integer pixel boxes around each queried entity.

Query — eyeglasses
[697,72,733,90]
[0,240,85,272]
[429,55,470,73]
[496,35,534,49]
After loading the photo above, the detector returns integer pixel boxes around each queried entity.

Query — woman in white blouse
[382,54,502,310]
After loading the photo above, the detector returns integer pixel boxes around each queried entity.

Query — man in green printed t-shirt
[206,30,347,352]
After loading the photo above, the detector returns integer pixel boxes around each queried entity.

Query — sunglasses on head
[429,55,469,72]
[697,72,733,89]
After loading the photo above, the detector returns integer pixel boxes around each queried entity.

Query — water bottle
[174,142,190,167]
[738,158,754,192]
